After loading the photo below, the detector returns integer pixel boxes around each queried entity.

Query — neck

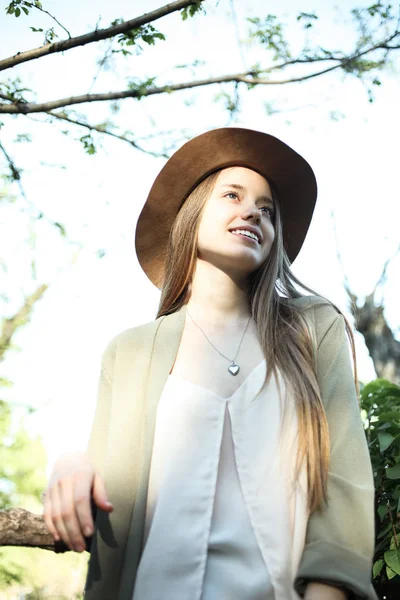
[186,260,251,326]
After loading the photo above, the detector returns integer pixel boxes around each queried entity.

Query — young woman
[44,128,378,600]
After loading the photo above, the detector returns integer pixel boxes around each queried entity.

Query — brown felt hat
[135,127,317,288]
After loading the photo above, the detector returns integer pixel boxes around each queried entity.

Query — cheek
[197,212,216,251]
[197,205,227,248]
[263,223,275,252]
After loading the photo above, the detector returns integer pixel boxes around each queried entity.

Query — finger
[43,492,59,541]
[50,481,73,550]
[59,477,86,552]
[92,472,113,512]
[74,474,95,538]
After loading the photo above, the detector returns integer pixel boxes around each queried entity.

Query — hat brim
[135,127,317,288]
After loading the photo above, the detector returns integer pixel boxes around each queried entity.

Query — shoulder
[104,315,166,355]
[100,315,167,375]
[287,294,346,346]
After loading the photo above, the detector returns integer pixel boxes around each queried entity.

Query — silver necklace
[186,307,251,376]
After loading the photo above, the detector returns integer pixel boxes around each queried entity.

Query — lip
[229,226,262,244]
[231,231,258,245]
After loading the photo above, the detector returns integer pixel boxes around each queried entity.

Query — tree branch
[0,65,350,114]
[46,111,170,157]
[2,29,399,115]
[0,0,204,72]
[0,508,68,552]
[0,283,48,362]
[0,139,69,241]
[371,242,400,297]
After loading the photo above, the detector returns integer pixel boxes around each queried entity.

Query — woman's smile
[230,229,261,245]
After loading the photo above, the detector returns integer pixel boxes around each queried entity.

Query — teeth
[231,229,259,243]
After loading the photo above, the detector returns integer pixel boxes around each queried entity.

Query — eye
[261,206,274,217]
[225,191,239,200]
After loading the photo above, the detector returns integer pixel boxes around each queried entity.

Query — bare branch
[0,283,48,362]
[0,508,69,552]
[329,208,358,310]
[371,242,400,296]
[46,111,170,158]
[0,140,22,182]
[0,0,204,72]
[0,139,68,237]
[0,65,347,114]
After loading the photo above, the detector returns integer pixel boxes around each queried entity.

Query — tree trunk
[350,292,400,385]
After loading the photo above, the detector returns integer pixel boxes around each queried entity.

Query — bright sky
[1,0,399,472]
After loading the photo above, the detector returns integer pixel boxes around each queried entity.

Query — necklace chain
[186,307,251,365]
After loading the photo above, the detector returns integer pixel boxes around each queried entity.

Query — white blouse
[132,360,309,600]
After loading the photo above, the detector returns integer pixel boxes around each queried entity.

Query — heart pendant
[228,363,240,376]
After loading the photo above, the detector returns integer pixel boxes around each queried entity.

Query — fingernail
[83,526,93,537]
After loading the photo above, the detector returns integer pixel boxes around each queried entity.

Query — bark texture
[0,508,68,552]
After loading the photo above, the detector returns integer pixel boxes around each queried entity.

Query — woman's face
[197,166,275,280]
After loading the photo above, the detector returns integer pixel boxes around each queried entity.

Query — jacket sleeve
[86,338,117,478]
[293,302,378,600]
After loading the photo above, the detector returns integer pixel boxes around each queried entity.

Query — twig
[24,0,72,38]
[46,111,170,157]
[371,242,400,296]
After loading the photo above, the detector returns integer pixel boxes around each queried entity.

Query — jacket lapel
[119,304,187,598]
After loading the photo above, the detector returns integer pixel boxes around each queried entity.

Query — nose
[241,203,261,223]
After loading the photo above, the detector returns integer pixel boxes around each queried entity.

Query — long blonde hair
[157,169,358,514]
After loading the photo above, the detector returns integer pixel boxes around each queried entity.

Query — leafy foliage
[247,14,292,62]
[296,12,318,29]
[109,20,166,56]
[127,76,158,99]
[79,133,97,156]
[5,0,40,19]
[0,385,47,588]
[361,379,400,587]
[0,78,33,105]
[181,1,206,21]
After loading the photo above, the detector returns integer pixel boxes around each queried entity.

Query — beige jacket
[84,296,378,600]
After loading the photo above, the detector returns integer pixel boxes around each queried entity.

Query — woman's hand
[43,451,113,552]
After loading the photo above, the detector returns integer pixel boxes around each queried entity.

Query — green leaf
[385,549,400,575]
[378,504,387,520]
[373,559,383,578]
[379,411,400,422]
[390,535,399,550]
[387,565,398,579]
[378,432,395,452]
[386,462,400,480]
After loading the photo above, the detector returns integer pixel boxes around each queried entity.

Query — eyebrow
[219,183,274,205]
